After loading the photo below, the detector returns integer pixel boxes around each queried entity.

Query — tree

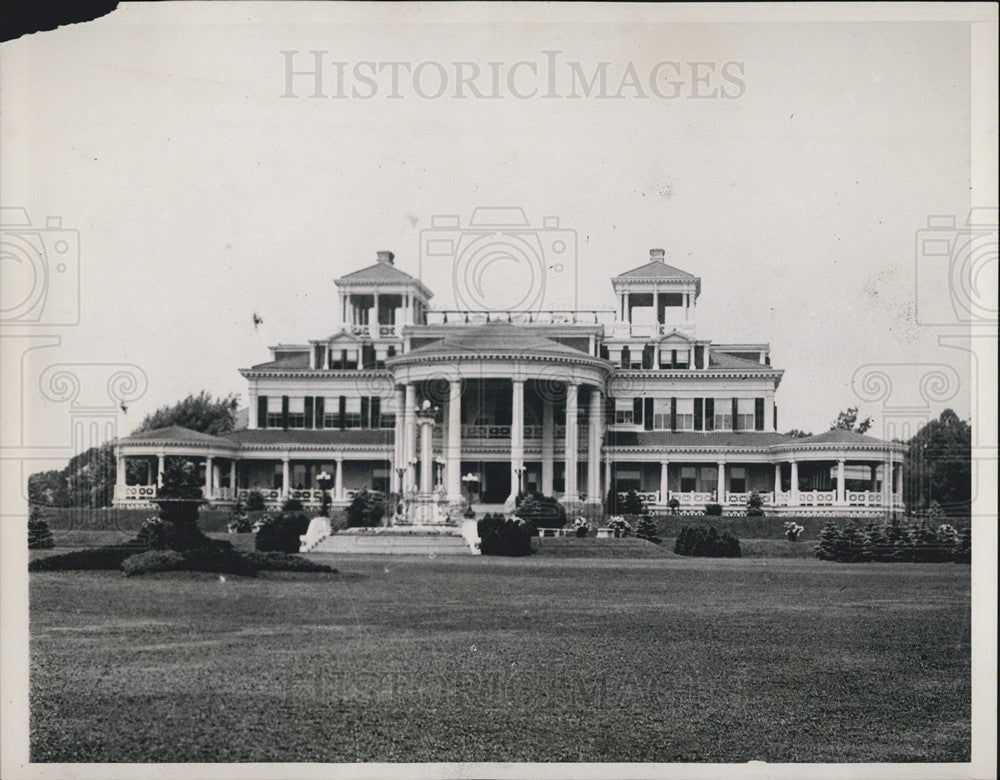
[783,429,813,439]
[902,409,971,519]
[831,406,873,434]
[28,504,55,549]
[634,513,661,544]
[134,391,240,436]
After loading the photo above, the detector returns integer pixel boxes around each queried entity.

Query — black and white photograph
[1,2,996,777]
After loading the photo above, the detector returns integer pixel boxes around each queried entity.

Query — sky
[1,3,994,463]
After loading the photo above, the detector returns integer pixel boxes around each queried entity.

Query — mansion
[114,247,906,516]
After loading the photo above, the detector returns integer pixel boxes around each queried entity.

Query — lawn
[30,556,970,763]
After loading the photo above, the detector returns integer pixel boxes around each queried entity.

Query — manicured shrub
[606,516,632,538]
[239,551,335,573]
[667,497,680,515]
[783,521,804,541]
[621,490,644,516]
[28,504,54,549]
[255,511,310,553]
[704,503,723,516]
[281,497,304,512]
[245,490,266,511]
[479,515,532,556]
[29,546,135,572]
[815,522,841,561]
[746,491,765,517]
[673,525,741,558]
[634,514,661,544]
[573,517,590,538]
[171,545,258,577]
[953,527,971,564]
[346,490,385,528]
[814,519,970,563]
[514,492,566,530]
[228,514,252,533]
[121,549,186,576]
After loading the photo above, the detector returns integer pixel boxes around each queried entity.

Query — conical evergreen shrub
[27,504,54,549]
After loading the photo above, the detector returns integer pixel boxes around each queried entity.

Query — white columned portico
[334,456,344,500]
[585,388,602,504]
[563,383,579,503]
[836,459,847,505]
[790,460,799,506]
[509,378,525,501]
[716,460,726,503]
[404,383,417,491]
[281,456,290,496]
[446,379,462,503]
[541,398,554,496]
[659,460,669,505]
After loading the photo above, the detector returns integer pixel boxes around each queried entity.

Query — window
[286,397,306,429]
[674,348,690,368]
[675,398,694,430]
[343,396,362,429]
[379,411,396,429]
[652,398,670,430]
[729,466,746,494]
[292,463,309,489]
[614,469,642,493]
[713,399,732,431]
[272,463,283,490]
[613,397,633,425]
[265,396,283,428]
[323,397,339,429]
[372,467,390,493]
[680,466,697,493]
[737,398,755,431]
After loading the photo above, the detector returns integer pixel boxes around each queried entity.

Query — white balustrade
[672,491,715,505]
[118,484,157,501]
[617,490,660,506]
[798,490,836,506]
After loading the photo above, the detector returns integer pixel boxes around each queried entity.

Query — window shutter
[315,396,325,429]
[281,395,289,430]
[340,349,347,369]
[694,345,704,369]
[731,398,739,431]
[633,397,642,423]
[338,395,346,430]
[621,346,630,368]
[773,403,778,432]
[361,397,370,428]
[671,349,678,368]
[314,345,324,369]
[371,396,381,428]
[670,397,677,432]
[304,396,314,429]
[643,397,654,431]
[754,398,765,431]
[705,398,715,431]
[257,396,268,429]
[694,398,703,431]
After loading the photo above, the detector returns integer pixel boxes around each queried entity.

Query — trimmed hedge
[255,511,310,554]
[673,525,741,558]
[29,546,137,572]
[241,551,335,573]
[478,514,533,556]
[815,520,971,563]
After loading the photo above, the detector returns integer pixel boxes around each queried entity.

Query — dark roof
[708,352,770,370]
[249,353,311,370]
[615,260,697,281]
[227,429,394,446]
[799,429,891,446]
[396,321,592,360]
[607,430,793,448]
[121,425,236,446]
[336,261,425,287]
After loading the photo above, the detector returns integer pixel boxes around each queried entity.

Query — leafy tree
[134,391,240,436]
[783,429,813,439]
[902,409,971,519]
[27,469,70,507]
[831,406,873,434]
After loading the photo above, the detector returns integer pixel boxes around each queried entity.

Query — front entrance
[482,462,509,503]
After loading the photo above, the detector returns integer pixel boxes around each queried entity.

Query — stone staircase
[308,532,474,555]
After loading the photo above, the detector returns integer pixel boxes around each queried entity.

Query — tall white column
[229,460,237,494]
[836,458,846,505]
[604,458,612,501]
[716,461,726,504]
[541,398,554,495]
[157,454,165,486]
[774,463,782,496]
[790,460,799,506]
[892,457,902,505]
[281,456,290,496]
[659,461,669,505]
[563,383,579,502]
[446,379,462,502]
[509,379,525,500]
[115,449,125,492]
[392,386,405,493]
[404,383,417,491]
[335,456,344,500]
[869,464,878,493]
[419,418,434,494]
[205,456,214,497]
[586,388,602,503]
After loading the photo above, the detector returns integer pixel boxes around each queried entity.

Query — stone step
[309,534,474,555]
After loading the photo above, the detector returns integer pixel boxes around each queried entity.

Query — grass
[534,537,676,558]
[30,556,969,763]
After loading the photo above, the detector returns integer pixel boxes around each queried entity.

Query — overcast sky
[2,3,993,456]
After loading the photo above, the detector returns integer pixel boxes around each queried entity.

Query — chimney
[650,248,665,262]
[376,250,395,265]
